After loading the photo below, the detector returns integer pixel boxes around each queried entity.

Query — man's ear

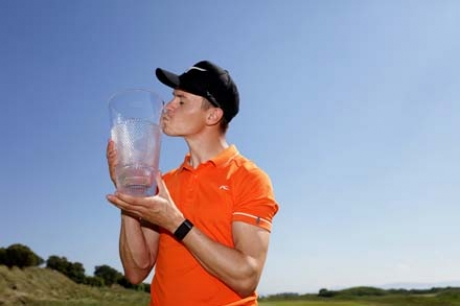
[206,108,224,126]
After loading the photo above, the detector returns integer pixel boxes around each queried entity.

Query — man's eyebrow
[173,90,187,98]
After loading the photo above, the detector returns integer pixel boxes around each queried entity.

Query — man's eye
[179,100,184,105]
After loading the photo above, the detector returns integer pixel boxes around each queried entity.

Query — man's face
[161,89,208,137]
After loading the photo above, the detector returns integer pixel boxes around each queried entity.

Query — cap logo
[185,66,207,73]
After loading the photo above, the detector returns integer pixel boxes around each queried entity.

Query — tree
[84,276,105,287]
[318,288,336,298]
[142,282,151,293]
[3,244,44,268]
[118,275,142,290]
[46,256,86,284]
[0,248,6,265]
[67,261,86,284]
[94,265,123,287]
[46,255,69,273]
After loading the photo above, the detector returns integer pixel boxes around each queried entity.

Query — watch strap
[173,219,194,241]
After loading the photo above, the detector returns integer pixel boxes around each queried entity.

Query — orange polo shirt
[150,145,278,306]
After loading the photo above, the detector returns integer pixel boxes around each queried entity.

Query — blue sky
[1,0,460,295]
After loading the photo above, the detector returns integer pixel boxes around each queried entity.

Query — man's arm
[181,221,270,298]
[106,140,159,284]
[106,172,274,295]
[118,213,160,284]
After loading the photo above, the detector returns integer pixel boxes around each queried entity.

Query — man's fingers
[107,193,124,207]
[107,193,149,222]
[106,140,118,186]
[156,171,170,197]
[106,139,113,156]
[107,193,140,212]
[106,140,117,159]
[113,192,145,206]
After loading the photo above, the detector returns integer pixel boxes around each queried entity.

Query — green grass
[260,301,374,306]
[2,265,460,306]
[259,294,460,306]
[0,265,149,306]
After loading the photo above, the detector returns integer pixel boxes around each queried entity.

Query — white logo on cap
[185,66,207,73]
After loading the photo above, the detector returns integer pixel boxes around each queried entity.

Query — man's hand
[106,172,184,233]
[106,140,118,187]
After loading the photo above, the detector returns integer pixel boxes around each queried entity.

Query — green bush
[318,288,336,297]
[46,255,86,284]
[0,247,6,265]
[46,255,69,273]
[118,275,142,290]
[438,287,460,300]
[336,286,387,297]
[142,282,151,293]
[66,261,86,284]
[84,276,105,287]
[2,244,44,268]
[94,265,123,287]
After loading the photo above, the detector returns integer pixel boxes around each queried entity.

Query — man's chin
[161,130,180,137]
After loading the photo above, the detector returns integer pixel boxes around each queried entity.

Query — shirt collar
[179,145,239,171]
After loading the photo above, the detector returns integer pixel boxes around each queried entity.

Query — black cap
[155,60,239,122]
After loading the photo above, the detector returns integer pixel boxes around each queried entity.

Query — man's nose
[164,100,174,113]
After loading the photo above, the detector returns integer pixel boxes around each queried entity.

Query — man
[106,60,278,306]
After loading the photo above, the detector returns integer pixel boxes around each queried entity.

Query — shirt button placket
[184,171,198,210]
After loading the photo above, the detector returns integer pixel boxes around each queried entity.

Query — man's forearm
[181,225,269,298]
[119,214,158,284]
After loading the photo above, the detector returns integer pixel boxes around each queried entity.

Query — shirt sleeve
[231,164,279,232]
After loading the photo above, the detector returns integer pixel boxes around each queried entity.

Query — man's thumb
[155,171,167,194]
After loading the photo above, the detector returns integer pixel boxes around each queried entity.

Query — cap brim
[155,68,180,89]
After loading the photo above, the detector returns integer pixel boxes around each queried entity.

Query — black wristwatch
[173,219,194,241]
